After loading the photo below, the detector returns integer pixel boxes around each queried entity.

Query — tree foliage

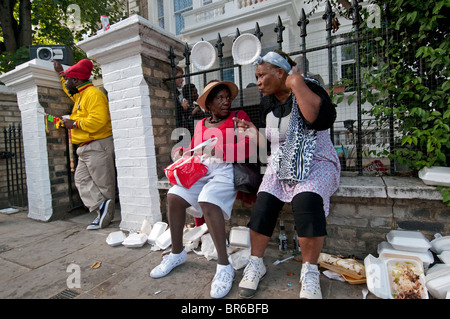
[361,0,450,204]
[0,0,127,75]
[306,0,450,204]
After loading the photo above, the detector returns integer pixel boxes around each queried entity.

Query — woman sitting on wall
[234,50,340,299]
[150,80,256,299]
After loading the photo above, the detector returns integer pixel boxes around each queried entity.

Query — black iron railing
[2,123,26,207]
[167,1,395,175]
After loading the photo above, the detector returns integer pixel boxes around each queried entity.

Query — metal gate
[168,1,398,175]
[1,123,27,208]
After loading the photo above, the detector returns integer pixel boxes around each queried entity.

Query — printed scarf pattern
[270,96,317,184]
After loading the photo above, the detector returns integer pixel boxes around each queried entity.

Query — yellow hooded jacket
[60,76,113,145]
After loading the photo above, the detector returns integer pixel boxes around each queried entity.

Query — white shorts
[167,161,236,220]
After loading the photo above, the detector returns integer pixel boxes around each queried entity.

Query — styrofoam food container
[438,251,450,264]
[106,231,126,246]
[140,219,152,236]
[228,248,250,270]
[418,166,450,187]
[147,222,168,245]
[229,226,250,248]
[183,223,208,242]
[364,253,428,299]
[425,264,450,299]
[386,230,431,252]
[155,228,172,250]
[377,241,434,269]
[431,236,450,254]
[122,233,148,248]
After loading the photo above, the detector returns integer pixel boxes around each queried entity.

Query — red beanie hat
[63,59,93,80]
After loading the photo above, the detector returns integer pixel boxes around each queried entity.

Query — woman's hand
[192,105,201,115]
[232,117,264,148]
[181,99,189,111]
[173,148,183,162]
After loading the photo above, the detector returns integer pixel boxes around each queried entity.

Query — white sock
[217,264,232,272]
[249,255,262,262]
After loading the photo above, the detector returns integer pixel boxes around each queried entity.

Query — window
[203,0,213,4]
[157,0,164,29]
[223,57,234,83]
[174,0,193,35]
[332,37,356,91]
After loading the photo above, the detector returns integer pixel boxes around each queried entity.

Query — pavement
[0,207,374,303]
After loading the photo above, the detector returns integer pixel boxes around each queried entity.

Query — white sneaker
[238,256,266,298]
[150,250,187,278]
[299,262,322,299]
[210,264,234,299]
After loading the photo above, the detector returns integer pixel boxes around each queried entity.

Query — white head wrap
[254,51,291,73]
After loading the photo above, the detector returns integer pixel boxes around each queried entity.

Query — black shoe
[99,199,114,228]
[86,199,113,230]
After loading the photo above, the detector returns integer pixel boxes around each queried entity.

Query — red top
[177,110,256,163]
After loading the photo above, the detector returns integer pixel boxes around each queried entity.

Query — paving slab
[0,209,372,302]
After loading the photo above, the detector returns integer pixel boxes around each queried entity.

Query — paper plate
[191,41,217,70]
[232,33,261,65]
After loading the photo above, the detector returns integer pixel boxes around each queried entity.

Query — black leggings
[247,191,327,237]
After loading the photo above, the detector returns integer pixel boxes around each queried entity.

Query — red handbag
[164,137,217,189]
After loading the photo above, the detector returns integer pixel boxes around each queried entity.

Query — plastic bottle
[278,220,288,251]
[293,226,301,253]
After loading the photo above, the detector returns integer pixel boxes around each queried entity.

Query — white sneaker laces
[242,260,260,282]
[300,263,320,293]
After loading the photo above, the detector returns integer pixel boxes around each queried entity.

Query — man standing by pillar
[53,59,116,230]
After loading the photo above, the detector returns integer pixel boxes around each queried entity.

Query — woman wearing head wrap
[235,50,340,299]
[150,80,256,299]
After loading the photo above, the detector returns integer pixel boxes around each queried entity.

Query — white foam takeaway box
[122,233,148,248]
[147,222,168,245]
[229,226,251,248]
[364,253,428,299]
[106,231,126,246]
[431,236,450,254]
[377,241,434,269]
[425,264,450,299]
[183,223,208,242]
[386,230,431,252]
[418,166,450,187]
[155,228,172,250]
[438,251,450,264]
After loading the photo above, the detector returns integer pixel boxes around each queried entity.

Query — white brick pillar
[78,15,185,231]
[0,60,65,221]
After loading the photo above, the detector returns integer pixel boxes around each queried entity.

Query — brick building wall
[0,59,86,221]
[141,55,177,179]
[37,86,82,219]
[158,177,449,259]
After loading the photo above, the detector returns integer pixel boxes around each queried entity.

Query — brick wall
[77,14,186,230]
[0,59,87,221]
[158,177,449,259]
[141,55,177,179]
[38,86,82,219]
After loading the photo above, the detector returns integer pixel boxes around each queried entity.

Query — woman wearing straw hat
[234,50,340,299]
[150,80,256,299]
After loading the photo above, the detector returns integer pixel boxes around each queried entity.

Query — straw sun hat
[196,80,238,112]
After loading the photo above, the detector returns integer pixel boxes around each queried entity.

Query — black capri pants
[247,191,327,238]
